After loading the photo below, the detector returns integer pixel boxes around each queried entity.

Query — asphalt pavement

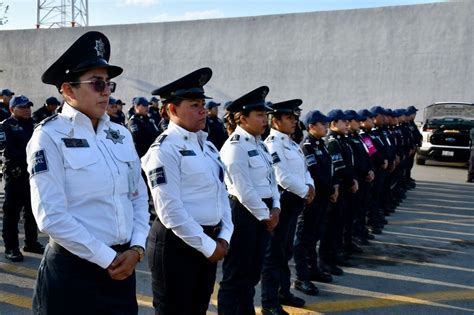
[0,162,473,315]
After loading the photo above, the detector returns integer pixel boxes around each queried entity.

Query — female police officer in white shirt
[217,86,280,315]
[141,68,233,315]
[26,32,150,314]
[261,100,315,314]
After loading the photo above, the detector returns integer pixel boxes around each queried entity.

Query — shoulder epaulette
[230,134,240,143]
[35,114,58,129]
[151,134,167,147]
[266,135,275,142]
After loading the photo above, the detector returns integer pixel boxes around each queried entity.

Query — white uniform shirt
[141,121,233,258]
[26,103,150,269]
[265,129,314,198]
[220,125,280,221]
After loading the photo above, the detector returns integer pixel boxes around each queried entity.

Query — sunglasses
[69,80,117,93]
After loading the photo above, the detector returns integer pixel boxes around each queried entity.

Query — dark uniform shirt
[148,107,161,129]
[0,116,34,178]
[0,104,11,122]
[32,106,55,125]
[347,132,374,180]
[360,128,386,169]
[325,130,356,188]
[128,114,160,158]
[301,134,335,198]
[205,116,228,150]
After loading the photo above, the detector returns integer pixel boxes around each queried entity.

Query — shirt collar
[61,102,110,130]
[167,120,208,144]
[235,125,260,144]
[270,128,291,143]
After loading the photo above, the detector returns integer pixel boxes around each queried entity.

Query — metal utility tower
[36,0,89,29]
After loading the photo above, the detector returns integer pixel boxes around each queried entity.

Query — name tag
[62,138,89,148]
[179,150,196,156]
[248,150,258,157]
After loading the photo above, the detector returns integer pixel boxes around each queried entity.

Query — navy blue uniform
[205,116,228,150]
[0,116,39,252]
[128,114,160,158]
[294,134,335,281]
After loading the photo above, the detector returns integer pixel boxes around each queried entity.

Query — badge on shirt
[0,131,5,142]
[62,138,89,148]
[180,150,196,156]
[30,150,48,176]
[104,127,125,144]
[271,152,281,164]
[149,167,167,187]
[247,150,258,157]
[315,149,323,156]
[305,154,317,166]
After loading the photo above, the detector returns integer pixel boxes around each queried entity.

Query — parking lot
[1,162,473,315]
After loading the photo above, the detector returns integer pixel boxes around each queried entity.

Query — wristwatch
[130,246,145,262]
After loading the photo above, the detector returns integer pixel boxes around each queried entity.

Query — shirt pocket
[62,147,106,199]
[248,155,265,168]
[108,148,138,195]
[181,157,212,194]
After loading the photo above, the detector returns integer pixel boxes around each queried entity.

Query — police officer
[32,96,60,125]
[106,96,125,125]
[261,100,314,314]
[148,96,161,129]
[218,86,280,315]
[205,100,228,150]
[142,68,233,315]
[0,89,14,121]
[359,109,388,234]
[27,31,150,314]
[293,110,335,296]
[405,105,422,187]
[343,110,375,248]
[115,99,127,126]
[468,126,474,182]
[319,109,358,275]
[0,95,44,262]
[128,96,160,158]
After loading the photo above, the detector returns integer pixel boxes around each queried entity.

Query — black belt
[49,240,131,256]
[229,195,273,208]
[202,221,222,240]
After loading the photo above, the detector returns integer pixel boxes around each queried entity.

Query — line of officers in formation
[0,31,423,315]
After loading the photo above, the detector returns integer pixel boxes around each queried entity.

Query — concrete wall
[0,1,472,118]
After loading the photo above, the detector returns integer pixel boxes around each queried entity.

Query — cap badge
[95,39,105,58]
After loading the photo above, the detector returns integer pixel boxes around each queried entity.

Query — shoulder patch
[271,152,281,164]
[0,131,5,142]
[266,135,275,142]
[129,124,139,133]
[30,150,49,176]
[230,134,240,142]
[305,154,317,166]
[35,114,58,129]
[149,166,167,188]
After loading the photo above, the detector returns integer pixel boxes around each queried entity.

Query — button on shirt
[265,129,313,198]
[220,125,280,221]
[141,121,233,258]
[26,103,150,269]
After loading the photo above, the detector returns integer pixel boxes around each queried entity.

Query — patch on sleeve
[271,152,281,164]
[247,150,258,157]
[0,131,5,142]
[129,124,138,133]
[149,167,167,188]
[30,150,49,176]
[305,154,317,166]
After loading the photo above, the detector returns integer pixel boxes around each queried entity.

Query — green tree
[0,1,9,26]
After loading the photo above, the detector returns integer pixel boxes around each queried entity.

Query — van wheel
[416,158,426,165]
